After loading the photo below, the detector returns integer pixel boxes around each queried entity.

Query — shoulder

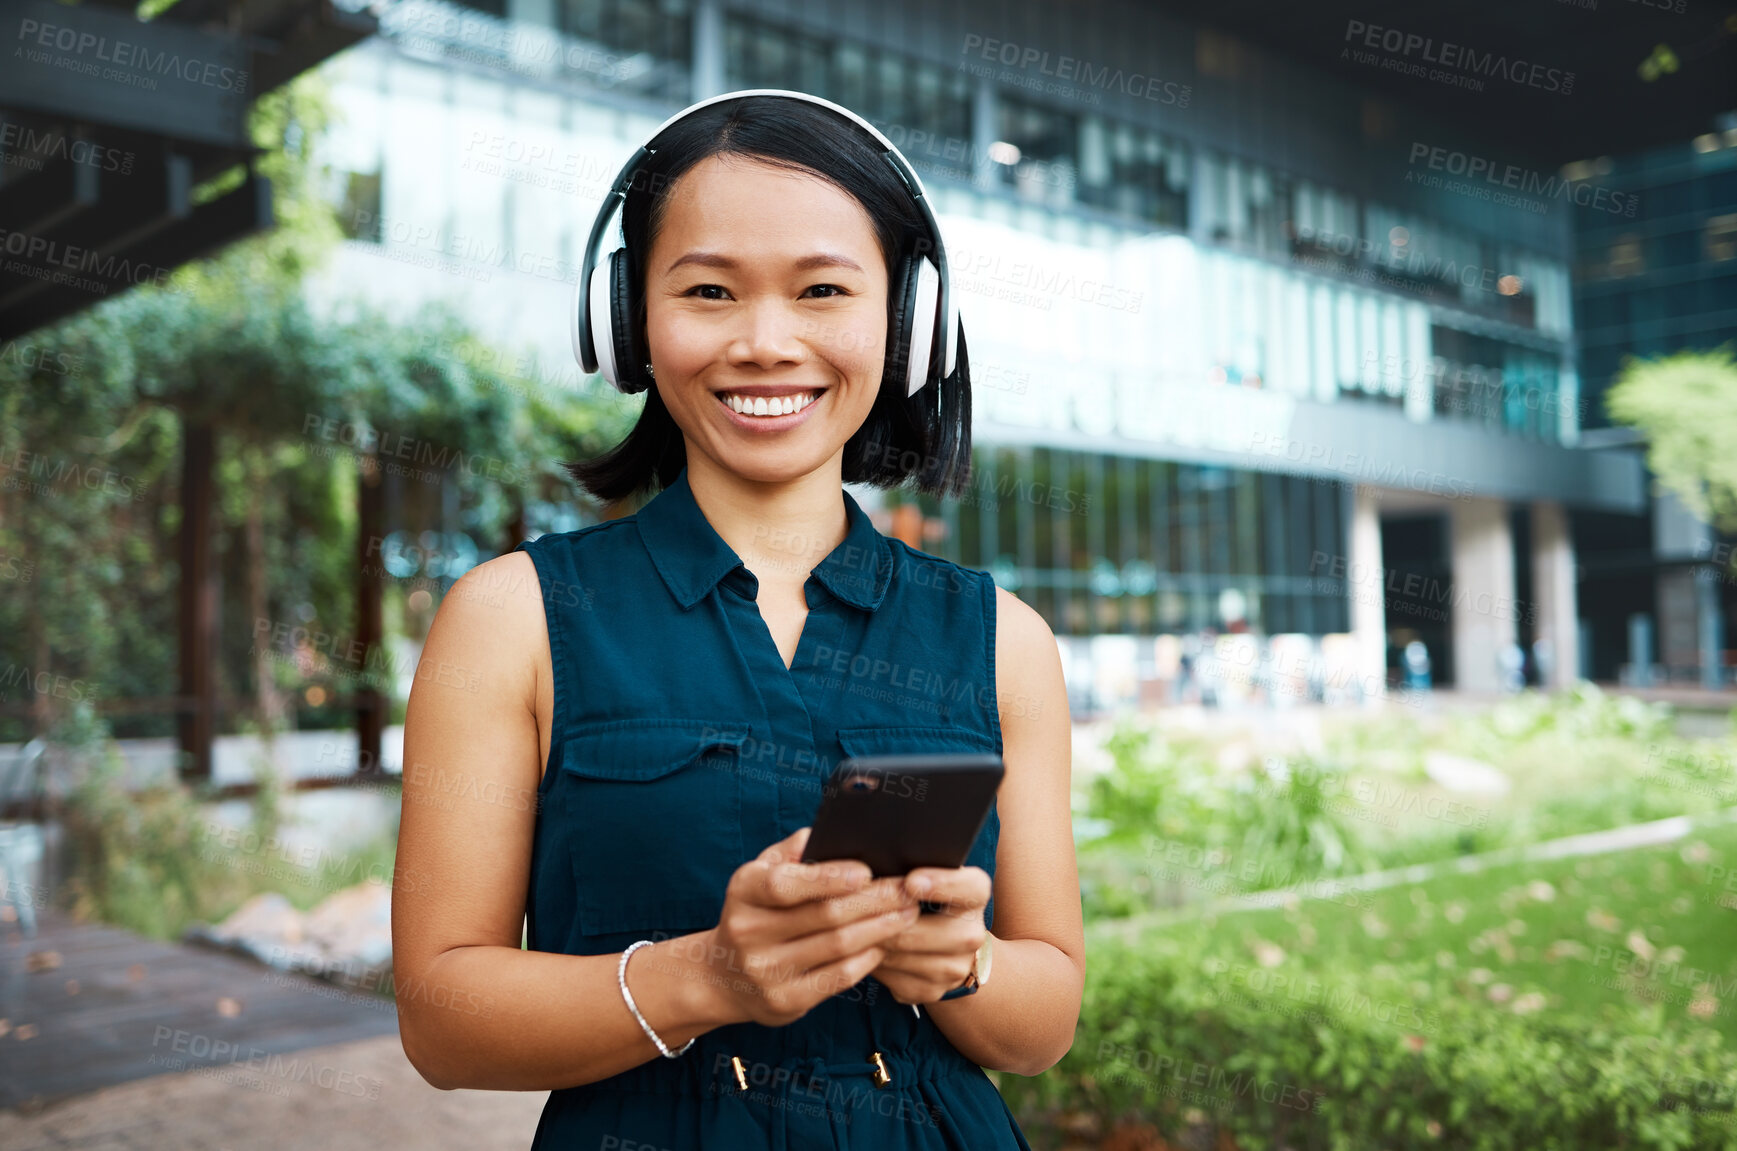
[513,517,637,559]
[408,551,549,720]
[432,516,629,652]
[511,519,639,591]
[883,537,982,598]
[437,551,545,649]
[992,584,1064,727]
[992,584,1056,669]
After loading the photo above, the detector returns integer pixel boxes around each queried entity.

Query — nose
[726,297,806,370]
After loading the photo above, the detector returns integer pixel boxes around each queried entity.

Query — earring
[644,362,655,379]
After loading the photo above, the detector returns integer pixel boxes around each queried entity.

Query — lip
[712,385,829,398]
[715,388,824,430]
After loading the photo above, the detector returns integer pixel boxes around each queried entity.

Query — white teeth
[723,391,817,416]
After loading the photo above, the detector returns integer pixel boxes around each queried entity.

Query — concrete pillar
[505,0,557,78]
[1627,613,1655,686]
[1529,501,1579,690]
[507,0,553,30]
[1449,496,1517,693]
[691,0,725,100]
[971,77,997,192]
[1348,484,1386,699]
[1699,565,1726,689]
[1657,568,1699,682]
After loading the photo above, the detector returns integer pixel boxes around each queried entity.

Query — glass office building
[311,0,1648,703]
[1570,130,1737,687]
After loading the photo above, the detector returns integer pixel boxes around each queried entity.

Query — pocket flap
[836,725,999,759]
[561,718,750,782]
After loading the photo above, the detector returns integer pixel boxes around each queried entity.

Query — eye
[685,284,731,300]
[804,284,848,299]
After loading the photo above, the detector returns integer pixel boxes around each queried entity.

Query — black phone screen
[798,753,1005,884]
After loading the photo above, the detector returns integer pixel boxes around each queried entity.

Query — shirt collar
[635,466,892,612]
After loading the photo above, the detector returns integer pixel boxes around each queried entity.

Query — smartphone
[799,752,1004,889]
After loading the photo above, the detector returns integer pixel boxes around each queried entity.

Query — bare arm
[915,586,1085,1076]
[392,552,916,1092]
[392,553,730,1091]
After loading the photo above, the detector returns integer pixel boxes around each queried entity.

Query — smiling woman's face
[643,152,890,486]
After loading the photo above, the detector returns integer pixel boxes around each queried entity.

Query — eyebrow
[664,251,866,275]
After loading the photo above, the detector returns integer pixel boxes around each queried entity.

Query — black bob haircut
[562,94,974,506]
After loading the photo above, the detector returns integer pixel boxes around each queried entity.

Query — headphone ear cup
[609,248,648,394]
[586,255,619,387]
[888,253,922,396]
[906,257,941,397]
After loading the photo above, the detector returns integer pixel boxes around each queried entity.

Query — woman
[392,91,1083,1149]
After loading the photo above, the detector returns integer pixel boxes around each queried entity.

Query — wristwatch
[938,934,994,1001]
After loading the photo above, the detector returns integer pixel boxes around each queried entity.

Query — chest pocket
[834,725,1003,932]
[559,717,751,938]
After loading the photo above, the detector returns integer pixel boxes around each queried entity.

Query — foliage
[1605,341,1737,534]
[1479,679,1675,744]
[54,700,226,939]
[1086,724,1231,852]
[1081,725,1386,918]
[171,70,344,301]
[1078,688,1736,922]
[1002,930,1737,1151]
[1008,819,1737,1149]
[1231,756,1380,882]
[0,37,620,744]
[52,696,405,939]
[0,280,551,739]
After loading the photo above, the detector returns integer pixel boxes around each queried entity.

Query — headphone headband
[573,88,958,394]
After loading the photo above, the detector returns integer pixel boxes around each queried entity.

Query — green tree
[0,65,621,746]
[1605,342,1737,534]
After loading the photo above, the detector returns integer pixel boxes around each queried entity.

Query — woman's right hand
[704,825,918,1027]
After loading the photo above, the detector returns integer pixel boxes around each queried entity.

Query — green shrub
[54,700,399,939]
[1002,932,1737,1151]
[1079,691,1737,924]
[1230,756,1381,882]
[1081,725,1382,918]
[1086,724,1229,851]
[59,713,230,940]
[1480,681,1675,744]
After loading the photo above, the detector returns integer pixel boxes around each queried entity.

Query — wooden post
[503,496,525,558]
[356,453,385,777]
[177,421,217,783]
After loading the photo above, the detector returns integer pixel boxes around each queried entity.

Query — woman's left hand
[866,865,992,1005]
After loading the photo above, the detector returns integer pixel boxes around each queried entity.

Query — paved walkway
[0,1032,546,1150]
[0,909,545,1148]
[0,911,404,1111]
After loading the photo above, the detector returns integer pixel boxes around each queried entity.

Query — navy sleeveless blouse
[512,465,1032,1150]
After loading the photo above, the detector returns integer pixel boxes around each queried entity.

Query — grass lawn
[1121,817,1737,1047]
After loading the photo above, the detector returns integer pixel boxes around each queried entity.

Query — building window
[1605,234,1646,278]
[1195,28,1253,79]
[1076,114,1188,230]
[721,15,972,183]
[1427,327,1564,442]
[994,95,1078,208]
[557,0,692,99]
[560,0,689,59]
[1196,150,1295,257]
[1705,213,1737,261]
[1246,164,1293,256]
[930,449,1353,640]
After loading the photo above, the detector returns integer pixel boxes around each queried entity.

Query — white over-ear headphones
[571,88,960,399]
